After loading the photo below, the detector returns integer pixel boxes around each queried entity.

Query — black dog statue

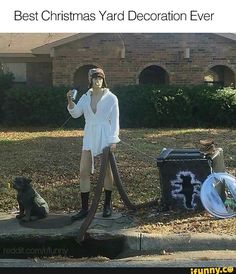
[13,176,49,222]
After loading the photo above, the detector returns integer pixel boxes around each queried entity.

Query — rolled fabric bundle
[198,139,226,173]
[199,139,216,155]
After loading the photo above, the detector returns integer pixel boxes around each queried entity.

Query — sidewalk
[0,212,236,258]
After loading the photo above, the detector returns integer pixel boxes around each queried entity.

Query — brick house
[0,33,236,90]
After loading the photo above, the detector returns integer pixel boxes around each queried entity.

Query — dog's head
[13,177,32,192]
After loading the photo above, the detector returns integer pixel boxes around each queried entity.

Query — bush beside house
[0,81,235,128]
[0,72,14,123]
[114,84,236,128]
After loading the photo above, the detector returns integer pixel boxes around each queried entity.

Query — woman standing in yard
[66,68,120,221]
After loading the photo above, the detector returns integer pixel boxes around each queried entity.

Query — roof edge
[216,33,236,42]
[0,53,36,58]
[31,33,94,54]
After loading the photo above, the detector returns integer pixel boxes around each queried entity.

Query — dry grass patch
[0,127,235,234]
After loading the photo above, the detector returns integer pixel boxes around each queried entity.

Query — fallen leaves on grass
[0,127,236,235]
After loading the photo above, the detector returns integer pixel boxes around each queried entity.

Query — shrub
[0,72,14,122]
[2,84,236,128]
[113,84,236,128]
[2,86,85,128]
[113,84,157,127]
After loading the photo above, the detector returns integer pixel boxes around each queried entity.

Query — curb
[88,229,236,252]
[1,213,236,256]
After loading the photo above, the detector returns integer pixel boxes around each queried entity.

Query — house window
[73,64,98,91]
[139,65,169,85]
[3,63,26,83]
[204,65,235,88]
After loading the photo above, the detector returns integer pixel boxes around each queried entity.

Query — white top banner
[0,0,235,33]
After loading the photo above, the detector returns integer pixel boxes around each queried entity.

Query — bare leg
[79,150,92,193]
[104,161,113,191]
[71,150,92,221]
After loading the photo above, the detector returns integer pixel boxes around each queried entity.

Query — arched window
[139,65,169,85]
[73,64,98,91]
[204,65,235,88]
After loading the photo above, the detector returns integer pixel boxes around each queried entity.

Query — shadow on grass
[0,128,235,224]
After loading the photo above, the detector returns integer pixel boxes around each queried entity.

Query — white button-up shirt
[67,88,120,172]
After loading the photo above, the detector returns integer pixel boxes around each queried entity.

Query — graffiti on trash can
[171,171,202,209]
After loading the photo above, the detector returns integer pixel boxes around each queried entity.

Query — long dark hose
[76,147,110,242]
[109,152,158,210]
[76,147,158,242]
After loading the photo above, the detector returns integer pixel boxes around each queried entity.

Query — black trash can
[156,148,211,211]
